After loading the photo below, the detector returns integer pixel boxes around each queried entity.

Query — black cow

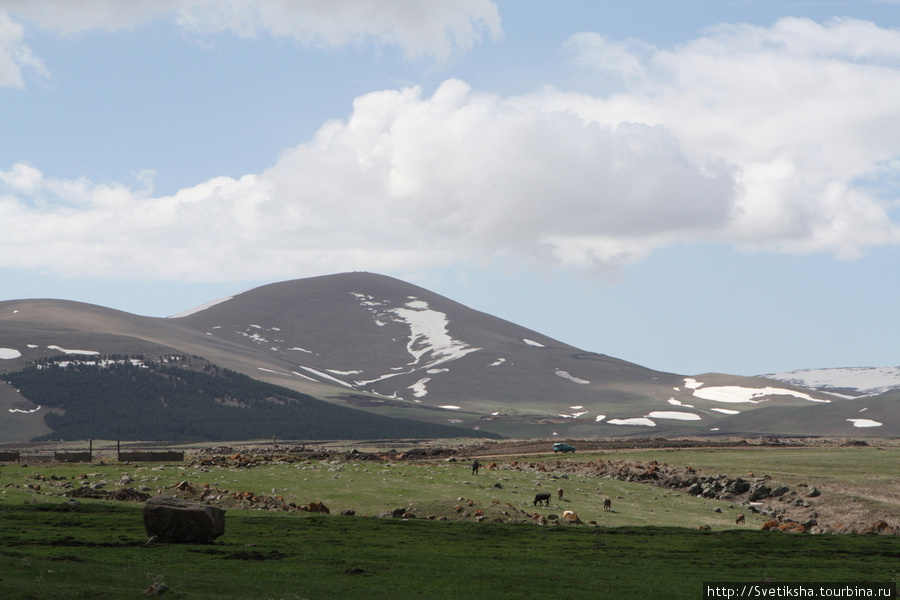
[533,492,551,506]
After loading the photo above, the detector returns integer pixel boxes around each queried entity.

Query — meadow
[1,443,898,599]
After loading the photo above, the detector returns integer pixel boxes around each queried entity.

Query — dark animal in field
[603,497,612,512]
[735,513,745,525]
[557,488,564,500]
[534,492,551,506]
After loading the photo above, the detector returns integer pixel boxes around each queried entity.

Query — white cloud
[1,16,898,282]
[557,17,900,257]
[0,9,49,87]
[0,78,735,280]
[0,0,501,65]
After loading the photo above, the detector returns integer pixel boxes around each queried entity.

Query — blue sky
[1,1,899,376]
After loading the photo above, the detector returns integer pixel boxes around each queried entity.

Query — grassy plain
[1,444,899,599]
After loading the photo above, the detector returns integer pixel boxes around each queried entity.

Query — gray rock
[142,495,225,543]
[748,483,771,502]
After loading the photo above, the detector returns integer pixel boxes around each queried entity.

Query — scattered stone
[748,483,772,502]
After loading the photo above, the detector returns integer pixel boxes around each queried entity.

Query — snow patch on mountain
[764,366,900,397]
[390,300,480,367]
[523,338,544,347]
[608,417,656,426]
[847,418,882,428]
[297,365,353,388]
[685,378,827,404]
[47,345,100,356]
[0,348,21,359]
[668,397,694,407]
[647,411,701,421]
[409,377,430,398]
[555,369,589,384]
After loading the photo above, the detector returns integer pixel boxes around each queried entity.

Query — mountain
[763,367,900,397]
[0,272,890,441]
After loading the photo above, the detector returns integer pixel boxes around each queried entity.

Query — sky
[1,1,899,377]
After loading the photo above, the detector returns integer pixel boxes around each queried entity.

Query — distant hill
[763,366,900,397]
[0,272,889,441]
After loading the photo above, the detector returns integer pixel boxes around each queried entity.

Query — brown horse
[603,497,612,512]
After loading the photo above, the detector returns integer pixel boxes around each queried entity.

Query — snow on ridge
[764,366,900,397]
[683,378,703,390]
[8,406,41,414]
[523,338,545,347]
[555,369,589,384]
[168,295,234,318]
[0,348,22,359]
[710,407,740,415]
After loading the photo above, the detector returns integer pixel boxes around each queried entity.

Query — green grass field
[1,446,898,599]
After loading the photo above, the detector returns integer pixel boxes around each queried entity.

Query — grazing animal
[534,492,551,507]
[603,497,612,512]
[736,513,745,525]
[557,488,564,500]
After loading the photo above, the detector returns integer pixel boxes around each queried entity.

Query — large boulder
[143,495,225,543]
[748,482,772,502]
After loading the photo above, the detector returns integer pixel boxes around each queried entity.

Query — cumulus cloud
[0,79,734,279]
[0,0,501,68]
[1,16,899,282]
[558,17,900,257]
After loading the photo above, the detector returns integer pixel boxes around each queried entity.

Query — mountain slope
[0,272,877,441]
[1,357,498,442]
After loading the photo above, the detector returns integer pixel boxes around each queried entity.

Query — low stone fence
[53,451,93,463]
[0,451,21,462]
[118,450,184,462]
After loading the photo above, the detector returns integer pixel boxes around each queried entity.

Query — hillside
[0,272,882,441]
[0,355,497,442]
